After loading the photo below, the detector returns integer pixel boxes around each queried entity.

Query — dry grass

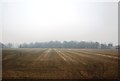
[2,48,118,79]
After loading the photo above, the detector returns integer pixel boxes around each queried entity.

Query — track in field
[2,48,119,79]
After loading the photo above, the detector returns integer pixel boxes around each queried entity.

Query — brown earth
[2,48,119,79]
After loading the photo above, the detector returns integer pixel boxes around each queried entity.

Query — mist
[1,0,118,45]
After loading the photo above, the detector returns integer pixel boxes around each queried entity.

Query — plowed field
[2,48,119,79]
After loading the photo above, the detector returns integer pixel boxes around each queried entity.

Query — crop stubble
[2,48,119,79]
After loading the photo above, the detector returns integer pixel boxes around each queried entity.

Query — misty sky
[0,0,118,45]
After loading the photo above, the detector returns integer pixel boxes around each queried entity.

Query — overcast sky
[0,0,118,45]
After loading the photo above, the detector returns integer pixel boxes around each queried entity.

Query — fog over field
[0,0,118,45]
[1,0,119,79]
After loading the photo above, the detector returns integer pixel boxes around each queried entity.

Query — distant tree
[1,43,6,48]
[115,45,120,49]
[100,44,107,49]
[63,41,68,48]
[21,43,28,48]
[19,44,22,48]
[17,41,115,49]
[0,43,2,48]
[6,43,13,48]
[95,42,100,49]
[107,43,113,49]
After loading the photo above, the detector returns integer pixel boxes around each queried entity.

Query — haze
[0,0,118,45]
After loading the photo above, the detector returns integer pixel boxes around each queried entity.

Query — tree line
[0,41,119,49]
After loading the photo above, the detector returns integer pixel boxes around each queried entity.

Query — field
[2,48,119,79]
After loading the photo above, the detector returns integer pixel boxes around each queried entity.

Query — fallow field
[2,48,119,79]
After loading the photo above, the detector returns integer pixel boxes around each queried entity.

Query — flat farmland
[2,48,119,79]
